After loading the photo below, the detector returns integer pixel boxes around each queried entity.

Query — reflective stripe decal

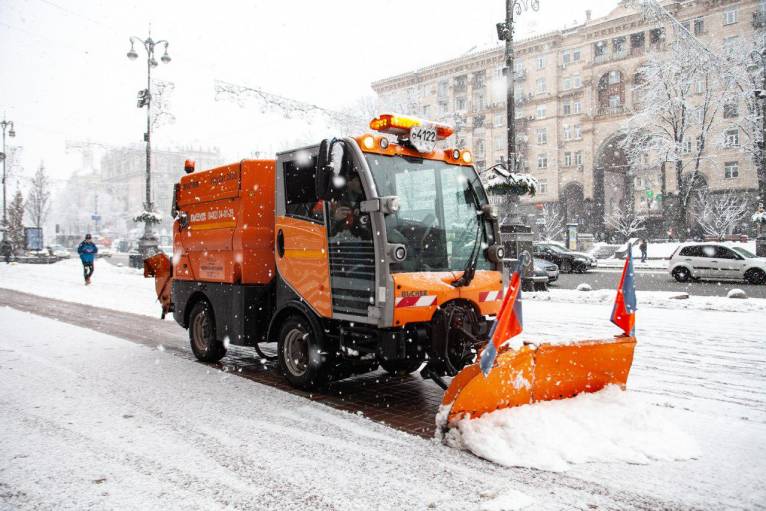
[395,295,437,308]
[479,290,504,302]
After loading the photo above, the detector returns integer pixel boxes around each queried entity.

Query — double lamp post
[1,117,17,242]
[126,33,171,258]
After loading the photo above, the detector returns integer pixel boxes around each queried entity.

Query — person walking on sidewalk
[77,234,98,285]
[1,238,12,264]
[639,238,648,263]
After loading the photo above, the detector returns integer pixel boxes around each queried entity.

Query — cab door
[715,246,746,279]
[274,153,333,318]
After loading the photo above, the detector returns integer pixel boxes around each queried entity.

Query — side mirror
[316,138,345,200]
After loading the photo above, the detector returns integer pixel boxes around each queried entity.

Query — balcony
[596,105,627,118]
[594,50,629,65]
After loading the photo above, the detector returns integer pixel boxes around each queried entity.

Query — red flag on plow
[479,268,523,377]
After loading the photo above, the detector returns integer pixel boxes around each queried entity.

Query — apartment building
[371,0,764,237]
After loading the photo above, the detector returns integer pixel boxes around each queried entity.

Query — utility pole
[126,31,171,258]
[1,117,17,241]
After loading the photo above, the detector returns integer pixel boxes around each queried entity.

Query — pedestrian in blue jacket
[77,234,98,285]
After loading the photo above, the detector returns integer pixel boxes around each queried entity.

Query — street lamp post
[1,117,16,242]
[497,0,539,174]
[747,47,766,256]
[126,33,171,258]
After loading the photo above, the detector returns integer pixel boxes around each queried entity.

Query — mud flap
[442,336,637,425]
[144,253,174,319]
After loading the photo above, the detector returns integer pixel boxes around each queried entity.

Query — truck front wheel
[277,314,329,390]
[189,301,227,363]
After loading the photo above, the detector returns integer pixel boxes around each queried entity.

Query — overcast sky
[0,0,618,183]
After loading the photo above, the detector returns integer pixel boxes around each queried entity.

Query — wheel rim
[192,308,212,354]
[676,268,688,280]
[284,327,309,377]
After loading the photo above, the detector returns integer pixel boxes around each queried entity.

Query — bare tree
[606,206,646,241]
[26,163,51,229]
[8,189,25,252]
[693,189,749,240]
[537,203,564,241]
[151,79,176,130]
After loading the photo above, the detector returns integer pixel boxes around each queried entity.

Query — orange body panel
[274,215,333,318]
[392,270,503,327]
[174,160,276,285]
[443,336,637,423]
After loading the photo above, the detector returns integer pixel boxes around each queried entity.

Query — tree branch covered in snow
[133,210,163,225]
[693,189,749,239]
[537,204,564,241]
[26,163,51,229]
[151,80,176,130]
[606,206,646,241]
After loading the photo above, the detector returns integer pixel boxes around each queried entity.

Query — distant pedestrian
[77,234,98,285]
[1,238,12,264]
[639,238,648,263]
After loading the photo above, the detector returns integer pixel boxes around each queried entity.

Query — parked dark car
[533,243,590,273]
[535,257,559,283]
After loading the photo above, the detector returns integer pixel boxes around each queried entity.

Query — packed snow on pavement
[1,259,765,509]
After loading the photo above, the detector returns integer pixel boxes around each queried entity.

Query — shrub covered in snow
[483,171,538,197]
[753,211,766,224]
[133,210,163,224]
[576,283,592,292]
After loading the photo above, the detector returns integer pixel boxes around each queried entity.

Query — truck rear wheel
[277,314,329,390]
[189,301,227,363]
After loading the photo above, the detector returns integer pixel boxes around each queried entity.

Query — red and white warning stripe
[395,295,437,308]
[478,290,503,302]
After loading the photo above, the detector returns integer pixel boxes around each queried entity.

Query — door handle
[277,230,285,258]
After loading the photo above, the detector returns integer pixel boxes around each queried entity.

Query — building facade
[372,0,764,238]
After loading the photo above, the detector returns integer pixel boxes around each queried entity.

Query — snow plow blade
[442,336,637,425]
[144,252,173,319]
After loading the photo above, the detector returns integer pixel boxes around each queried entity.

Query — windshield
[366,154,494,273]
[732,247,756,258]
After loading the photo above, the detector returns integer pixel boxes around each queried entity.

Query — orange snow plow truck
[145,114,635,422]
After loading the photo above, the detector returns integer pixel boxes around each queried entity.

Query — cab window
[283,157,324,223]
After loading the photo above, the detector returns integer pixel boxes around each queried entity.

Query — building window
[537,56,546,69]
[455,96,466,111]
[454,75,467,93]
[573,100,582,114]
[573,75,582,88]
[562,49,570,65]
[608,70,621,84]
[681,20,690,32]
[423,105,430,117]
[724,102,738,118]
[473,92,485,112]
[724,35,740,49]
[563,100,571,115]
[494,113,504,127]
[538,179,548,194]
[649,28,664,45]
[573,48,582,62]
[438,101,448,114]
[563,125,572,140]
[563,77,572,90]
[723,8,737,25]
[574,125,582,139]
[475,139,485,156]
[725,129,740,147]
[575,151,583,166]
[536,78,546,93]
[682,139,691,154]
[595,41,607,57]
[514,61,524,73]
[613,36,626,53]
[609,95,621,108]
[495,135,504,151]
[696,134,704,152]
[536,105,546,119]
[694,17,704,35]
[724,161,739,179]
[564,152,572,167]
[599,71,624,112]
[695,79,705,94]
[537,153,548,169]
[537,128,548,145]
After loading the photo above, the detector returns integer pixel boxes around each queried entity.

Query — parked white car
[668,243,766,285]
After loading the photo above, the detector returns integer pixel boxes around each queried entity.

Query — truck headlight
[486,244,505,263]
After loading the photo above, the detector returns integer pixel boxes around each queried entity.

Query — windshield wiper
[452,180,486,288]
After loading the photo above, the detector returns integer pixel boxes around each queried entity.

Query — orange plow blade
[442,336,637,425]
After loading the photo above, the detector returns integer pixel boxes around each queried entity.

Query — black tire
[379,359,422,376]
[672,266,691,283]
[560,259,572,273]
[744,268,766,285]
[277,314,330,389]
[188,301,226,362]
[574,263,588,274]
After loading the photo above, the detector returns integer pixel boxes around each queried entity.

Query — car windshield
[543,244,567,253]
[366,153,494,273]
[731,247,756,258]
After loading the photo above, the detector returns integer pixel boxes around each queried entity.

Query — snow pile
[576,283,592,291]
[526,288,766,313]
[752,211,766,224]
[443,386,700,473]
[727,288,747,299]
[478,489,535,511]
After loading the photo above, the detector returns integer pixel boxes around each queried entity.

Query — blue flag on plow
[611,247,637,336]
[480,265,523,377]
